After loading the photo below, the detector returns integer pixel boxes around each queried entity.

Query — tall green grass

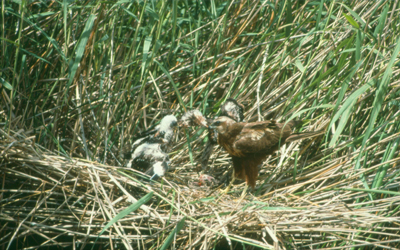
[2,0,400,248]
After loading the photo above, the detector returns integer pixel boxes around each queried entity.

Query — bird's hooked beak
[208,121,217,129]
[208,120,223,130]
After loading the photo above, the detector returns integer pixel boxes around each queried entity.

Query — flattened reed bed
[1,129,400,250]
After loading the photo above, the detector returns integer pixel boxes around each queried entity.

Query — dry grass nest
[1,127,400,249]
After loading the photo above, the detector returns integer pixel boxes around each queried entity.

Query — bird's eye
[214,121,221,126]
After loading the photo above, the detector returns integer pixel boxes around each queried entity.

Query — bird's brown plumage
[210,116,310,188]
[178,100,246,171]
[200,98,245,170]
[179,110,208,128]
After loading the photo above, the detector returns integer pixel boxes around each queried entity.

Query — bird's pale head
[159,115,178,131]
[221,98,245,122]
[179,110,208,128]
[209,116,236,134]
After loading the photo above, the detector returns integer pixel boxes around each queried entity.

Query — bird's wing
[233,121,281,154]
[131,133,167,155]
[243,120,278,130]
[131,144,166,170]
[133,124,160,140]
[131,149,153,170]
[131,137,147,152]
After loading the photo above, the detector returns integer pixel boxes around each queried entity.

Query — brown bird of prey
[201,98,245,170]
[209,116,322,189]
[179,99,244,129]
[179,98,245,170]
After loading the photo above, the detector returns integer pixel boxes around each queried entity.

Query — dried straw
[1,127,400,250]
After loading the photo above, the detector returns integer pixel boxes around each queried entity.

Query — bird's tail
[286,129,325,142]
[133,128,157,140]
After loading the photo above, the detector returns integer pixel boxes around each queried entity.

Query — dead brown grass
[2,125,400,249]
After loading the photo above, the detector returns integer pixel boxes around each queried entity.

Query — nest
[1,128,400,250]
